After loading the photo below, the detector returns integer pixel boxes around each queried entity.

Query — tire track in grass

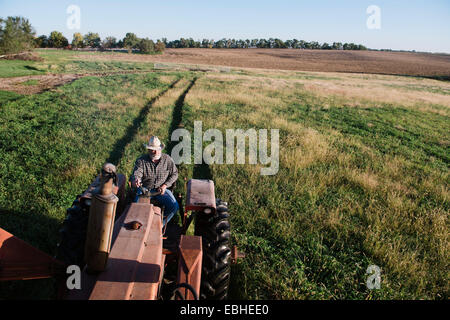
[166,77,198,154]
[106,77,181,167]
[164,76,231,300]
[164,76,213,180]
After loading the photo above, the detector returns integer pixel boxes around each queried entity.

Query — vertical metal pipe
[85,164,119,272]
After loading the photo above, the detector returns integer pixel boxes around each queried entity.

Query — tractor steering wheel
[137,186,162,197]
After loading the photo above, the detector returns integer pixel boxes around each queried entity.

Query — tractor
[0,163,239,300]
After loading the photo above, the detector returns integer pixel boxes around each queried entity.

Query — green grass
[0,49,155,78]
[35,49,155,74]
[0,50,448,300]
[0,90,23,105]
[38,59,154,74]
[280,99,449,169]
[19,79,39,86]
[0,59,46,77]
[383,83,450,95]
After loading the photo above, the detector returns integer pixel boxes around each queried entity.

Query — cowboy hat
[144,136,165,150]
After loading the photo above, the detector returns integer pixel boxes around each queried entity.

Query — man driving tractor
[130,136,179,227]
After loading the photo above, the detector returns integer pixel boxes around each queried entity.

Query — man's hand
[158,184,167,195]
[132,178,142,188]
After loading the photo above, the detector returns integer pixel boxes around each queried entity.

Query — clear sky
[1,0,449,53]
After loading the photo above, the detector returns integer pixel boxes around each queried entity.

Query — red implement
[0,228,65,281]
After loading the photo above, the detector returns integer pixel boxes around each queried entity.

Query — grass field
[0,49,155,78]
[0,49,448,299]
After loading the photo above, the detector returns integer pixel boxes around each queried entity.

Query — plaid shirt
[130,153,178,189]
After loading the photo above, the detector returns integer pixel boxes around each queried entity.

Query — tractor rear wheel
[55,197,89,268]
[194,199,231,300]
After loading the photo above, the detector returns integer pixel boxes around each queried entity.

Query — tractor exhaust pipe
[84,163,119,272]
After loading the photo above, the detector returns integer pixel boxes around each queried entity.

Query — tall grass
[184,73,449,299]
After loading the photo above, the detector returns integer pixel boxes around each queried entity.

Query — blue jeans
[134,188,179,227]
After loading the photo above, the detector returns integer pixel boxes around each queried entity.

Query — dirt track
[0,74,82,94]
[79,48,450,78]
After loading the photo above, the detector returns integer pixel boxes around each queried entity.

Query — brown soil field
[79,49,450,79]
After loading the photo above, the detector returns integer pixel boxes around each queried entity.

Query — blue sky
[1,0,449,53]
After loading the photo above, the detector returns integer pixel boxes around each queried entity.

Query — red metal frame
[0,228,65,281]
[176,235,202,300]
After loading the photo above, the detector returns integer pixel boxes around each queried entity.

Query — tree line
[36,32,166,54]
[2,16,369,55]
[164,38,367,50]
[35,33,367,51]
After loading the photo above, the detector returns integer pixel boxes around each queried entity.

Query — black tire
[194,199,231,300]
[55,197,89,268]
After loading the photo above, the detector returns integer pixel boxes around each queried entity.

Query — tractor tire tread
[194,200,231,300]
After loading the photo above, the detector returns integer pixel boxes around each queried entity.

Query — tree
[72,32,84,49]
[215,39,226,48]
[167,39,179,48]
[274,38,286,48]
[298,40,307,49]
[35,35,48,48]
[138,38,155,54]
[102,36,117,49]
[0,16,36,54]
[332,42,343,50]
[321,42,332,50]
[343,43,359,50]
[257,39,268,48]
[358,44,367,50]
[83,32,101,48]
[155,39,165,53]
[48,31,68,48]
[123,32,138,53]
[310,41,320,49]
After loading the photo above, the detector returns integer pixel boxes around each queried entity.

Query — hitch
[231,245,245,264]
